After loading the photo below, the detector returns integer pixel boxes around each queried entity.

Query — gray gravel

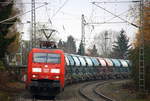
[15,82,92,101]
[14,80,115,101]
[56,82,90,101]
[80,81,106,101]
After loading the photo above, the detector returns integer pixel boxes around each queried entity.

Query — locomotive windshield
[33,53,60,63]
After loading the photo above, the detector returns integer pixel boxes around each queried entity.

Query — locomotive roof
[31,48,64,53]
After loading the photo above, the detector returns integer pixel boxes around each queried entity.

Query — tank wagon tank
[26,48,131,98]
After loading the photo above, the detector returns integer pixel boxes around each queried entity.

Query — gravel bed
[81,81,106,101]
[56,82,90,101]
[14,81,95,101]
[15,80,129,101]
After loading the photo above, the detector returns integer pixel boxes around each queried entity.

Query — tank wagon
[65,54,131,82]
[26,48,131,97]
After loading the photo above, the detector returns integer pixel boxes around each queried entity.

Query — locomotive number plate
[43,68,49,73]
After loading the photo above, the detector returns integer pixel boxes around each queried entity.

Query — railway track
[79,80,115,101]
[15,80,120,101]
[15,92,56,101]
[15,97,56,101]
[93,82,116,101]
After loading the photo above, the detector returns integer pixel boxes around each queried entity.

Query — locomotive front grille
[29,79,61,90]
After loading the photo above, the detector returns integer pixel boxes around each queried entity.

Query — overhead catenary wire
[0,3,48,24]
[85,8,133,25]
[104,7,135,23]
[88,3,97,22]
[87,21,126,25]
[85,2,137,26]
[0,1,50,4]
[86,0,129,45]
[91,0,140,4]
[92,2,139,28]
[87,4,96,41]
[45,5,52,25]
[51,0,69,19]
[60,11,81,20]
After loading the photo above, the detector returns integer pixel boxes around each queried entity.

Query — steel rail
[93,82,115,101]
[79,80,116,101]
[79,81,98,101]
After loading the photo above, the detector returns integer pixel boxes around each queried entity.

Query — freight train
[26,47,131,98]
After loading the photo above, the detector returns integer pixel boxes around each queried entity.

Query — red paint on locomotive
[26,48,65,95]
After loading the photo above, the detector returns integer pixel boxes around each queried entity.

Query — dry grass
[0,70,25,101]
[97,80,150,101]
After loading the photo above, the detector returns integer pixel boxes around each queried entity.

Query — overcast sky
[21,0,138,48]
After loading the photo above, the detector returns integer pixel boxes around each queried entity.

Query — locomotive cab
[26,48,65,97]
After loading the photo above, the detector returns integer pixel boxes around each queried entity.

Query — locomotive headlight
[32,75,35,77]
[51,69,60,73]
[55,76,60,79]
[32,75,36,78]
[32,68,41,72]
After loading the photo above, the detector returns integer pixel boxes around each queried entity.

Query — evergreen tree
[88,44,99,57]
[77,41,85,55]
[57,36,76,54]
[66,35,76,54]
[112,29,131,59]
[91,45,99,56]
[57,39,67,52]
[0,0,18,61]
[57,39,63,49]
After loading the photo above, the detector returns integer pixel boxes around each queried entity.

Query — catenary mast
[31,0,36,48]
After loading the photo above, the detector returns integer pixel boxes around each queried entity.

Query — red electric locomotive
[26,48,65,97]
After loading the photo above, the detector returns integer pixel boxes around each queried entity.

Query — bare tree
[93,30,119,57]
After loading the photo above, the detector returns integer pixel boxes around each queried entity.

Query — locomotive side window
[33,53,60,63]
[33,53,47,63]
[47,54,60,63]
